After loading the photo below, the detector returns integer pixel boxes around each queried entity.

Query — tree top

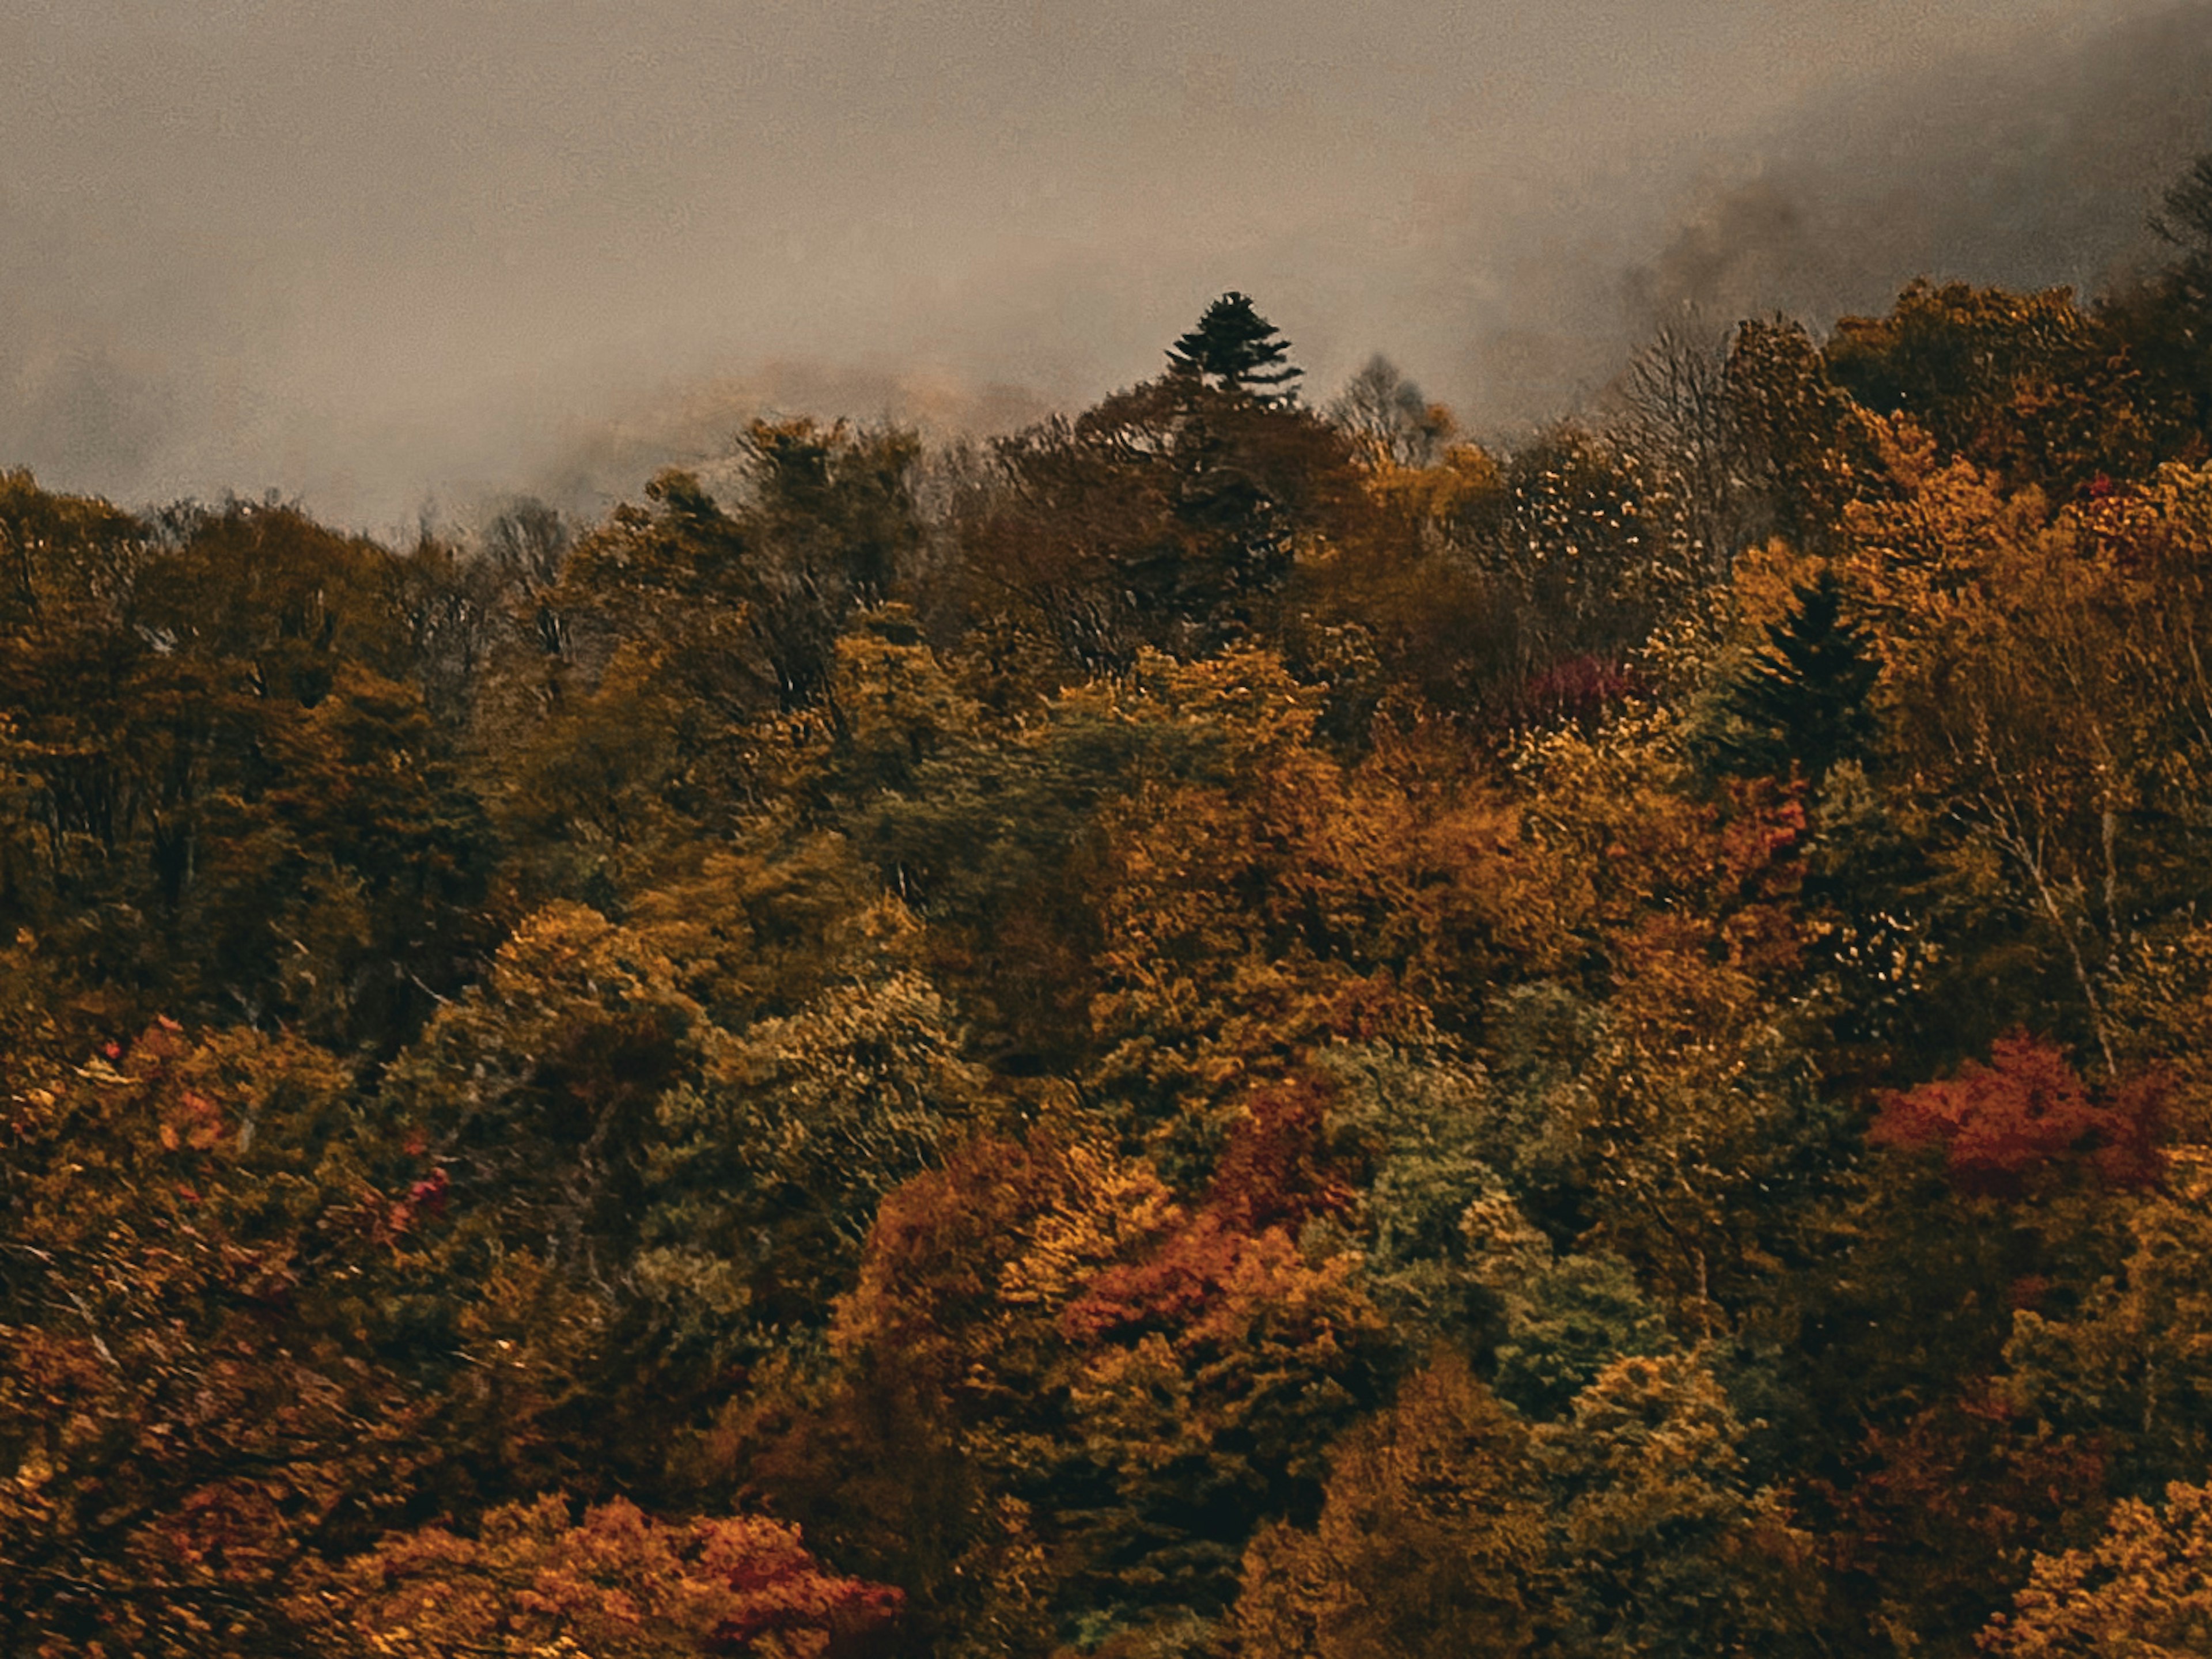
[1166,291,1305,403]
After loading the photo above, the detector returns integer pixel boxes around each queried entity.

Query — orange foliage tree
[295,1494,902,1659]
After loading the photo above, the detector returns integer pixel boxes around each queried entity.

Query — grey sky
[0,0,2200,527]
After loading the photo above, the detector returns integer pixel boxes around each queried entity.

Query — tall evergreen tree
[1710,566,1879,781]
[1166,291,1305,404]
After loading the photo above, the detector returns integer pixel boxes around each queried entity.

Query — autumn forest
[11,158,2212,1658]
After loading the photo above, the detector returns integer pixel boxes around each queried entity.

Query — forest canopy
[10,172,2212,1657]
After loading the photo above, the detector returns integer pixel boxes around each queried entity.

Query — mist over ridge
[1,0,2204,532]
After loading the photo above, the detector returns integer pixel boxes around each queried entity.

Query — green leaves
[1703,566,1878,783]
[644,966,978,1346]
[1536,1351,1819,1659]
[1236,1353,1549,1659]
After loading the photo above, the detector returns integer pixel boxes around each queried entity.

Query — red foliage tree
[1811,1388,2109,1652]
[1872,1033,2165,1198]
[1201,1073,1358,1236]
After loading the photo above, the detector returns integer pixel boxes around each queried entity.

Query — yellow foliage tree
[1234,1351,1550,1659]
[1980,1479,2212,1657]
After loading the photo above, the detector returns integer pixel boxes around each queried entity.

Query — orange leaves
[1873,1034,2166,1198]
[0,1018,445,1652]
[1506,706,1806,1001]
[1823,280,2157,495]
[1829,450,2212,1063]
[1980,1479,2212,1658]
[307,1494,903,1658]
[10,1018,361,1272]
[1234,1352,1548,1659]
[831,1131,1085,1394]
[822,1105,1390,1626]
[1064,1216,1291,1350]
[838,1107,1369,1392]
[1051,1084,1381,1375]
[149,1082,228,1165]
[1088,650,1515,1128]
[1481,708,1842,1306]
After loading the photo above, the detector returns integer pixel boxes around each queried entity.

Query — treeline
[8,174,2212,1656]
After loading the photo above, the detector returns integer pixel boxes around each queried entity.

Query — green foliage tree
[1537,1351,1822,1658]
[965,378,1365,666]
[0,478,497,1055]
[1490,1251,1676,1423]
[1706,565,1879,782]
[2005,1153,2212,1499]
[640,961,979,1349]
[2150,153,2212,261]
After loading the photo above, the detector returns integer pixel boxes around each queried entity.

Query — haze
[1,0,2204,529]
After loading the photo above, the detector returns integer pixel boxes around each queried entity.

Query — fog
[1,0,2204,529]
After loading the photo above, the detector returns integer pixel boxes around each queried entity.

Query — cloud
[0,0,2198,521]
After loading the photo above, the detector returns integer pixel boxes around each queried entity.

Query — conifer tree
[1167,291,1305,404]
[1711,566,1878,781]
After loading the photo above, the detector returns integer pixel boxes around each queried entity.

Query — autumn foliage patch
[1872,1033,2166,1197]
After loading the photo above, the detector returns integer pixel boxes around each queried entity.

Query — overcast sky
[2,0,2203,527]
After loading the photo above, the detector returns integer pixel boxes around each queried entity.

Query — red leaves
[702,1510,906,1654]
[1872,1033,2166,1198]
[1506,653,1650,730]
[407,1168,450,1213]
[1061,1070,1362,1344]
[1205,1074,1356,1236]
[1813,1386,2108,1630]
[366,1167,452,1246]
[1059,1214,1251,1345]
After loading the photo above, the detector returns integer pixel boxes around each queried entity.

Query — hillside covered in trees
[12,166,2212,1658]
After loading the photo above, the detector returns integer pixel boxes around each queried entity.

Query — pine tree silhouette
[1166,291,1304,404]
